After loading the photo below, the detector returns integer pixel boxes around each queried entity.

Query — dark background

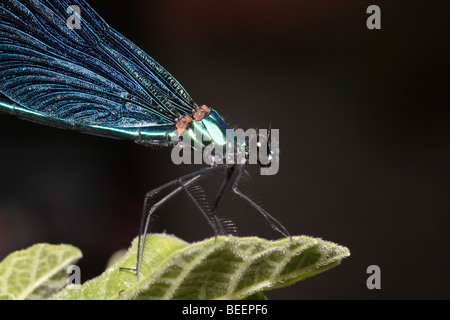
[0,0,449,299]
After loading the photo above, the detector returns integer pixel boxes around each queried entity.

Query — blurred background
[0,0,449,299]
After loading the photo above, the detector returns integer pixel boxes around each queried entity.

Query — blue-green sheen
[0,0,231,148]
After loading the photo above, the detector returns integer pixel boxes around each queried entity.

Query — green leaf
[241,292,268,300]
[53,233,349,300]
[0,244,82,300]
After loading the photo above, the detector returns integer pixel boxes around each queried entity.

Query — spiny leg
[210,164,236,235]
[231,164,290,238]
[138,164,233,269]
[119,178,187,273]
[179,180,220,235]
[136,175,202,280]
[120,175,196,276]
[127,164,233,280]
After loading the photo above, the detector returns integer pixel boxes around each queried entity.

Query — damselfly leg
[124,163,289,280]
[121,164,232,279]
[211,165,236,219]
[230,164,290,238]
[209,163,290,239]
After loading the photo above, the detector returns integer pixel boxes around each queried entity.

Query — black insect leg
[210,164,236,235]
[178,179,220,234]
[135,175,201,280]
[231,164,290,238]
[120,176,197,277]
[129,164,232,280]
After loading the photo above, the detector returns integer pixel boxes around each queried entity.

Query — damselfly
[0,0,289,280]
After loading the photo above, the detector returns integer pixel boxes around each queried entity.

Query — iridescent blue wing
[0,0,195,131]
